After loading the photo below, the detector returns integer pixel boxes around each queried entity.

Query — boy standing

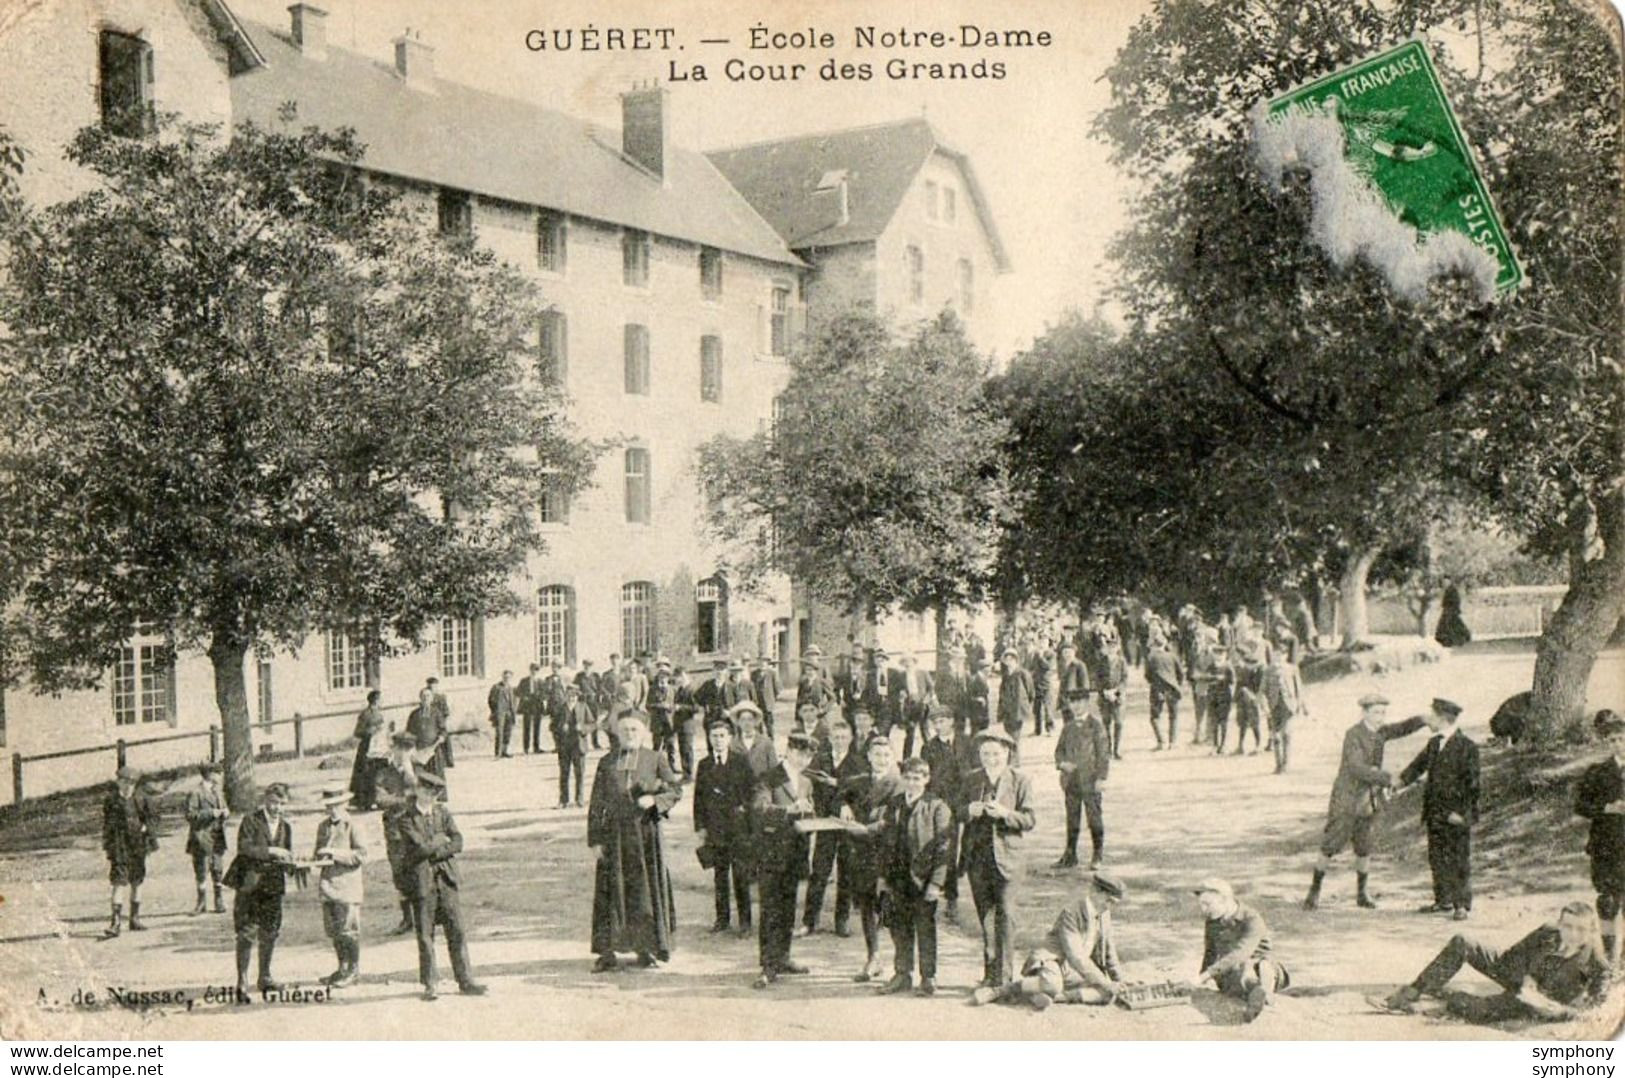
[101,767,156,938]
[842,733,903,982]
[185,762,229,915]
[1576,709,1625,963]
[1053,701,1110,870]
[224,782,295,998]
[1399,698,1480,920]
[877,757,953,996]
[314,786,368,987]
[752,733,818,988]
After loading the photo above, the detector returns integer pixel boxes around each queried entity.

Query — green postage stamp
[1257,39,1523,298]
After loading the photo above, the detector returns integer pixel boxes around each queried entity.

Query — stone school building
[0,0,1006,800]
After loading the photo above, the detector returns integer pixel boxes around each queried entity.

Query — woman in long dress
[588,711,683,971]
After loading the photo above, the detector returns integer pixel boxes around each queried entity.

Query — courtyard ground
[2,639,1622,1040]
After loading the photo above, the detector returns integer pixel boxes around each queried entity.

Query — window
[924,180,939,220]
[700,335,723,403]
[438,187,472,238]
[624,447,651,524]
[622,228,650,286]
[906,246,924,304]
[536,209,567,272]
[943,187,957,223]
[99,30,154,137]
[621,581,657,659]
[325,629,366,692]
[958,259,975,314]
[112,630,175,727]
[539,469,571,524]
[696,576,729,654]
[770,285,792,357]
[536,585,575,665]
[624,323,650,395]
[256,659,274,731]
[538,309,568,385]
[699,246,723,300]
[439,617,483,679]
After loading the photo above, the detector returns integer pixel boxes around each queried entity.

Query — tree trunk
[363,620,383,691]
[1530,493,1625,742]
[209,632,257,811]
[1338,545,1381,650]
[934,604,951,674]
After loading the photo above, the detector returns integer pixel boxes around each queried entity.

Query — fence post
[12,754,22,805]
[209,726,220,764]
[115,739,127,770]
[293,713,304,759]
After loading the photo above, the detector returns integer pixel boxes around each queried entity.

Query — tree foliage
[0,115,596,804]
[697,309,1014,628]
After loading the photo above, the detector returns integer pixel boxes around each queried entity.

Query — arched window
[696,575,729,654]
[621,581,657,658]
[537,585,575,665]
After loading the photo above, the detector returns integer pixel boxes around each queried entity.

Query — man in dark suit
[1399,698,1480,919]
[751,733,818,988]
[751,655,781,739]
[803,718,863,936]
[964,657,994,737]
[893,654,936,759]
[836,643,867,722]
[552,683,592,807]
[398,773,486,1000]
[959,729,1036,990]
[576,660,604,749]
[1053,699,1111,870]
[919,706,967,919]
[406,687,443,783]
[1087,623,1127,759]
[795,645,833,721]
[1144,630,1184,751]
[1574,708,1625,963]
[693,658,729,727]
[694,717,755,934]
[224,782,295,998]
[995,648,1033,765]
[517,663,548,755]
[647,658,678,767]
[720,659,757,717]
[488,670,518,759]
[877,756,954,996]
[426,677,454,771]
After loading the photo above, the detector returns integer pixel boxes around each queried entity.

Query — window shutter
[558,218,569,272]
[472,618,487,680]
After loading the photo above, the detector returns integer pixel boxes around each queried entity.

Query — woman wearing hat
[101,766,157,938]
[588,711,683,971]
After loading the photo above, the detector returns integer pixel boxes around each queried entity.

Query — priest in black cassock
[588,710,683,971]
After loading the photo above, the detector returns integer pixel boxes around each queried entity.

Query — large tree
[1083,0,1619,719]
[696,309,1014,658]
[0,116,595,807]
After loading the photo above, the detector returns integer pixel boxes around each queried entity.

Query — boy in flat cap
[960,728,1036,990]
[314,785,368,987]
[400,773,486,999]
[730,700,779,779]
[101,767,157,938]
[1574,709,1625,963]
[223,782,295,997]
[1303,692,1427,911]
[973,874,1126,1010]
[1398,698,1479,920]
[1053,700,1110,870]
[185,762,229,915]
[694,715,755,934]
[374,732,426,934]
[876,756,954,995]
[841,732,904,982]
[995,648,1034,765]
[803,718,864,936]
[1194,878,1289,1021]
[752,732,819,987]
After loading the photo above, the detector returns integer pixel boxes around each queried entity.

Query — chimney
[816,169,850,228]
[393,29,435,90]
[620,82,668,180]
[288,4,327,59]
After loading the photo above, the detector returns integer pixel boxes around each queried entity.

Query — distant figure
[1435,582,1472,648]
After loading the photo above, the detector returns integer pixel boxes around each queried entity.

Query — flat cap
[1430,697,1463,718]
[1357,692,1390,708]
[927,703,956,721]
[803,645,824,658]
[1091,873,1127,899]
[785,733,818,755]
[1000,647,1019,660]
[413,771,446,789]
[976,728,1017,749]
[1192,877,1233,900]
[263,781,292,799]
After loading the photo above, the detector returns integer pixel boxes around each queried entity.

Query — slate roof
[228,19,802,267]
[706,117,1009,269]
